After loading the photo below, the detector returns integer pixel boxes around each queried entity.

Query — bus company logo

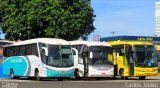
[137,37,153,41]
[11,59,22,63]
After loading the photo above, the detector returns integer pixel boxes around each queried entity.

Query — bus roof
[4,38,69,47]
[107,40,153,46]
[69,40,111,47]
[0,40,13,44]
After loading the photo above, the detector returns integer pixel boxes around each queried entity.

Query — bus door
[112,45,125,76]
[80,45,89,77]
[126,45,134,76]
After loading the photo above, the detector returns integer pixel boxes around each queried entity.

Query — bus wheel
[35,70,41,81]
[28,77,35,80]
[119,69,124,79]
[113,76,116,79]
[58,78,63,81]
[95,77,101,80]
[139,76,146,80]
[10,69,15,79]
[124,77,128,80]
[74,69,82,80]
[10,69,19,79]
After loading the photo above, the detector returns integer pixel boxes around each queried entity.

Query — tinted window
[4,43,38,57]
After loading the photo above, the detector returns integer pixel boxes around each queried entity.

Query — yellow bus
[107,41,158,80]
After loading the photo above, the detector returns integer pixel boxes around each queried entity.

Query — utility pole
[111,32,115,36]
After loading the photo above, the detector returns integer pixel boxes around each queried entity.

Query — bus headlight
[153,69,158,72]
[109,68,114,73]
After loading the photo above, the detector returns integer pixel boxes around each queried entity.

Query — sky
[88,0,157,41]
[0,26,5,39]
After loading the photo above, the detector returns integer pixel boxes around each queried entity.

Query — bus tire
[139,76,146,80]
[124,77,128,80]
[113,76,116,79]
[35,70,42,81]
[74,69,82,80]
[95,77,101,80]
[10,69,19,79]
[10,69,14,79]
[119,69,124,79]
[114,65,117,76]
[28,77,35,80]
[119,70,128,80]
[58,78,63,81]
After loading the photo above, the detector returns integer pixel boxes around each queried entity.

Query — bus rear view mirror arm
[90,52,93,58]
[42,47,48,56]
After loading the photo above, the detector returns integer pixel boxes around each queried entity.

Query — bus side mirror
[116,53,119,58]
[72,48,76,55]
[90,52,93,58]
[42,47,48,56]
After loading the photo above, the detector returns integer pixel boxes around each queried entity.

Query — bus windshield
[47,45,74,67]
[89,46,113,65]
[134,45,158,67]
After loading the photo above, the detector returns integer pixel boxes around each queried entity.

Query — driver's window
[113,45,124,56]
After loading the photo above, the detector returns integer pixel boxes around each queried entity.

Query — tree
[0,0,95,41]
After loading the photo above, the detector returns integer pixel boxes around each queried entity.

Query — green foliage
[0,0,95,41]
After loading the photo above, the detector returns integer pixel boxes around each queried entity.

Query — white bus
[70,41,114,79]
[3,38,75,81]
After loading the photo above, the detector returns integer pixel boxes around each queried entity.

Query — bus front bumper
[88,71,114,77]
[134,72,158,77]
[134,67,158,77]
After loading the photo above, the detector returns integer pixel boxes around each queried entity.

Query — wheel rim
[120,70,123,77]
[120,70,124,79]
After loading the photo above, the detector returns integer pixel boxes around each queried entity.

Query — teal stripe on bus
[46,68,75,77]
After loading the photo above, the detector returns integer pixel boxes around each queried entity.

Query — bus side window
[19,45,26,56]
[41,48,47,64]
[31,44,38,56]
[72,45,84,64]
[112,47,119,56]
[3,47,7,57]
[26,45,32,55]
[14,47,19,56]
[9,47,14,56]
[118,48,124,56]
[113,45,124,56]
